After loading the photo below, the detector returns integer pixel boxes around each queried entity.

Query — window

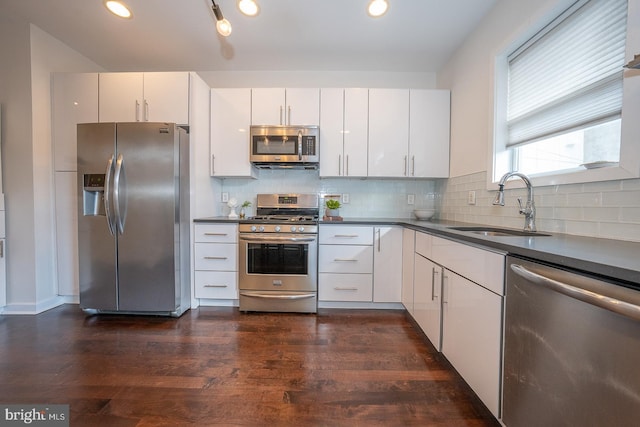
[497,0,630,180]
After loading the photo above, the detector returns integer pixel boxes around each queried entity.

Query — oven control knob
[298,226,305,232]
[290,226,297,232]
[275,226,281,232]
[259,226,265,232]
[250,225,257,232]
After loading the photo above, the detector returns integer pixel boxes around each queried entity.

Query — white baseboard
[0,295,67,315]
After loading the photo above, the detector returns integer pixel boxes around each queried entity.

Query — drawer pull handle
[334,287,358,291]
[204,232,228,236]
[333,234,359,238]
[334,258,358,262]
[204,284,228,288]
[204,256,228,260]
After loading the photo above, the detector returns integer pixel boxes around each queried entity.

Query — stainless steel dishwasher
[503,255,640,427]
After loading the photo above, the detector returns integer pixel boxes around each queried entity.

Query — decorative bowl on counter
[413,209,435,221]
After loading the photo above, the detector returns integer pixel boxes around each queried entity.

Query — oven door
[239,233,318,292]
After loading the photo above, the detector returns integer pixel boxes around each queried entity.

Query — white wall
[438,0,572,178]
[0,15,102,312]
[436,0,640,242]
[198,70,437,89]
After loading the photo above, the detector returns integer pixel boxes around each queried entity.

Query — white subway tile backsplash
[602,191,640,207]
[437,171,640,242]
[622,179,640,190]
[566,192,602,207]
[217,170,437,219]
[212,169,640,242]
[599,222,640,242]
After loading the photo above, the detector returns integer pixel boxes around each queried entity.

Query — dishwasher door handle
[510,263,640,322]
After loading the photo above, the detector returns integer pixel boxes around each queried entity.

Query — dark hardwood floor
[0,305,499,426]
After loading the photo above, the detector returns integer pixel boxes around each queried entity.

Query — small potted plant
[325,199,341,217]
[239,200,251,219]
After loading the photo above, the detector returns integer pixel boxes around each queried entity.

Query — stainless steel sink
[449,226,551,237]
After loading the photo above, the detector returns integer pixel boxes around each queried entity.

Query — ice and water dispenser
[83,173,106,216]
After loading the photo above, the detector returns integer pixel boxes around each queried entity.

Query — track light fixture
[211,0,232,37]
[367,0,389,17]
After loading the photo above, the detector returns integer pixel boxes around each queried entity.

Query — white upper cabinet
[210,88,256,178]
[143,72,190,124]
[368,88,450,178]
[409,89,450,178]
[52,73,98,172]
[319,88,368,177]
[251,88,320,125]
[368,89,410,177]
[99,72,189,124]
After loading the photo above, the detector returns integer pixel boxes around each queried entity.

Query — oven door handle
[240,292,316,300]
[239,236,317,243]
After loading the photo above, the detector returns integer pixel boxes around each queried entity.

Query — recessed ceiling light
[238,0,260,17]
[104,0,133,19]
[368,0,389,18]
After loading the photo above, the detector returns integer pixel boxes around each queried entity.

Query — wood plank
[0,305,499,426]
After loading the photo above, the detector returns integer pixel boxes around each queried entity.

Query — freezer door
[77,122,118,310]
[115,123,179,311]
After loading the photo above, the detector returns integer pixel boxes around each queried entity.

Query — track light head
[211,1,232,37]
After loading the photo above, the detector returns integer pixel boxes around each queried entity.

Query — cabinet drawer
[415,231,431,258]
[432,236,505,295]
[319,225,373,245]
[194,223,237,243]
[195,243,237,271]
[319,273,373,302]
[195,271,238,299]
[319,245,373,273]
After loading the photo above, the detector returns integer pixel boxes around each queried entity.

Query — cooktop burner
[249,215,319,222]
[247,193,320,224]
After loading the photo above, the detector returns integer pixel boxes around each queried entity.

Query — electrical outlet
[467,190,476,205]
[407,194,415,205]
[342,193,350,204]
[221,192,229,203]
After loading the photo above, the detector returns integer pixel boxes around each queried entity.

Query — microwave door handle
[298,130,303,161]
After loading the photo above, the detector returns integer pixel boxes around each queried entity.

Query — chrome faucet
[493,172,537,232]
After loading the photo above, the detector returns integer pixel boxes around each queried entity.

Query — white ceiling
[1,0,497,73]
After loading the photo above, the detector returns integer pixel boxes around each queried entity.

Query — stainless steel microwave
[250,125,319,169]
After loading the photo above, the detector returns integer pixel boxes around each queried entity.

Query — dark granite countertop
[194,216,640,287]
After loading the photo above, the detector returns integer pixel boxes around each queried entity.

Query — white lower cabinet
[194,224,238,300]
[431,235,505,419]
[319,225,373,302]
[319,273,373,302]
[413,253,442,351]
[373,226,403,302]
[55,172,79,296]
[319,224,403,304]
[401,228,415,314]
[441,269,502,418]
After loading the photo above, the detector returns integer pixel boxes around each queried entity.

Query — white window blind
[506,0,628,148]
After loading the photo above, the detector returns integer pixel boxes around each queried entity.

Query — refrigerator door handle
[104,154,116,236]
[113,153,126,235]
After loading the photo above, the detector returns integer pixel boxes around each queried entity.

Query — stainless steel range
[238,194,319,313]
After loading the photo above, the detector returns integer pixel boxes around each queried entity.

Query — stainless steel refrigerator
[77,122,190,316]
